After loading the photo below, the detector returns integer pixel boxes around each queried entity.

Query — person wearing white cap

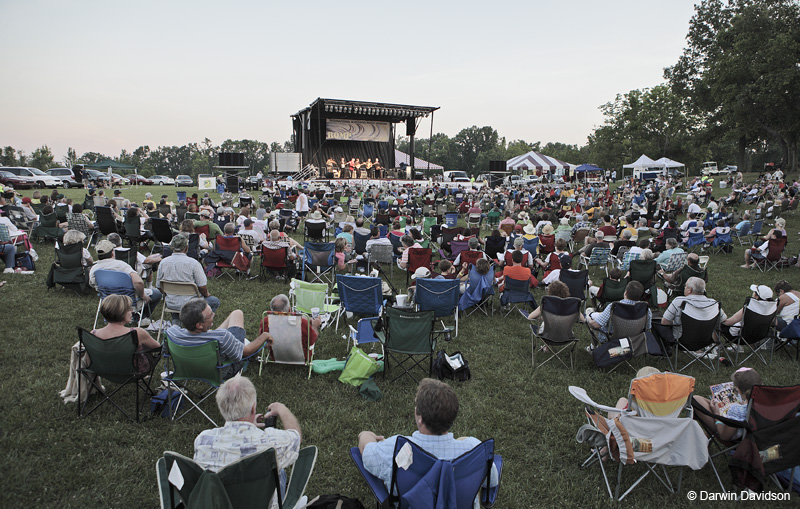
[721,285,774,337]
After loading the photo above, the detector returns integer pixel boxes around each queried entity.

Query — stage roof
[292,98,439,123]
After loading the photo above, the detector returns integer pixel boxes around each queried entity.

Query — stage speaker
[489,160,505,172]
[219,152,245,167]
[226,175,239,193]
[406,119,416,136]
[326,172,334,179]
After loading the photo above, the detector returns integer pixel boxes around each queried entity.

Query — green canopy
[83,159,136,170]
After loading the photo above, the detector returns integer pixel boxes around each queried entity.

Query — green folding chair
[380,307,438,383]
[289,279,339,317]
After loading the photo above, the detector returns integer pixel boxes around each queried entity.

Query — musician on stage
[340,158,347,179]
[366,158,373,178]
[373,158,382,179]
[348,158,356,178]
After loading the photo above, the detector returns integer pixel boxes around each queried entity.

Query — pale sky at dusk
[0,0,697,162]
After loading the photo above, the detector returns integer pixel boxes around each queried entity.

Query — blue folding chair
[459,264,495,317]
[522,236,539,257]
[712,230,733,255]
[345,316,384,358]
[683,230,705,251]
[353,230,371,255]
[749,219,764,243]
[301,241,336,285]
[335,275,384,333]
[445,212,459,228]
[93,269,142,328]
[414,278,461,337]
[350,437,503,508]
[499,275,537,317]
[378,224,389,238]
[732,222,751,246]
[362,203,374,219]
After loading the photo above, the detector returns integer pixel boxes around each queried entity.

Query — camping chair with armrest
[301,241,336,285]
[353,231,370,255]
[123,215,150,251]
[659,300,721,373]
[157,281,202,343]
[157,446,318,509]
[499,223,514,237]
[559,269,590,310]
[380,307,439,383]
[595,276,629,310]
[240,233,259,255]
[732,222,751,245]
[486,209,501,230]
[345,316,384,359]
[570,372,706,501]
[55,203,69,223]
[163,334,263,426]
[531,296,582,369]
[660,252,688,273]
[76,327,160,423]
[748,219,764,243]
[175,205,187,224]
[484,235,506,263]
[350,436,502,509]
[720,297,778,366]
[210,235,246,281]
[32,212,64,243]
[467,213,481,230]
[588,301,650,373]
[538,234,555,256]
[442,240,469,263]
[663,264,707,300]
[421,216,438,240]
[711,230,733,255]
[570,228,591,251]
[304,221,329,243]
[150,217,174,254]
[367,244,394,277]
[440,226,462,254]
[289,279,339,321]
[458,249,485,268]
[259,311,314,378]
[690,397,751,493]
[683,230,706,252]
[580,247,610,277]
[459,263,495,318]
[405,247,433,285]
[629,259,658,305]
[388,234,404,263]
[67,212,97,246]
[46,241,91,295]
[754,237,787,272]
[93,269,143,328]
[522,236,539,258]
[499,274,537,318]
[414,278,461,338]
[334,274,384,335]
[260,245,289,281]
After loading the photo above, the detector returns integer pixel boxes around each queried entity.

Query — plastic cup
[311,307,320,319]
[395,294,407,307]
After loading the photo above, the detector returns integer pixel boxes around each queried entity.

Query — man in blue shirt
[587,281,651,345]
[358,378,498,492]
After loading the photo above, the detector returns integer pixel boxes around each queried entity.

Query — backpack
[432,350,471,381]
[150,389,185,418]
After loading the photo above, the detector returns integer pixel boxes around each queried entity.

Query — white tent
[622,154,660,169]
[506,151,577,176]
[653,157,684,169]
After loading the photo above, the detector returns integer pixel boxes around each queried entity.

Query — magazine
[710,382,743,417]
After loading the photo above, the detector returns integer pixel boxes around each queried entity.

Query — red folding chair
[260,245,288,281]
[213,235,244,280]
[406,248,433,284]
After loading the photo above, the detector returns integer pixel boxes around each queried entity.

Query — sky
[0,0,698,163]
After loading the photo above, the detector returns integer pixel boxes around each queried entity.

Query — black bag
[306,494,365,509]
[432,350,471,381]
[592,338,633,368]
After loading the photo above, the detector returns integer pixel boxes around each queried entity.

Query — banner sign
[198,177,215,190]
[326,119,390,142]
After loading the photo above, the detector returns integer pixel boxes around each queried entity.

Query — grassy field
[1,181,799,508]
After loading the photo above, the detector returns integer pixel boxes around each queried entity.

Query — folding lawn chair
[415,278,460,337]
[753,238,787,272]
[301,241,336,285]
[259,311,314,378]
[683,230,705,251]
[580,247,610,277]
[405,248,432,285]
[45,241,90,295]
[660,252,688,273]
[350,437,502,508]
[76,327,160,423]
[657,300,722,373]
[530,296,582,369]
[498,275,536,318]
[289,279,339,320]
[459,264,495,318]
[711,230,733,255]
[93,269,143,328]
[732,222,751,246]
[157,281,202,342]
[588,301,650,373]
[259,245,289,281]
[344,316,384,359]
[334,275,384,333]
[559,269,590,309]
[595,277,629,310]
[570,372,707,501]
[720,297,777,366]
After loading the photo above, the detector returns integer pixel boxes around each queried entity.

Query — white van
[443,170,470,182]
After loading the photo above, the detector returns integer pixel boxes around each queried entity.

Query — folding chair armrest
[690,398,751,434]
[283,446,318,509]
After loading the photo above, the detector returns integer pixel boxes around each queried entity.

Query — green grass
[1,182,799,508]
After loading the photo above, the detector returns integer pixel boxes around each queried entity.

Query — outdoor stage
[277,178,484,190]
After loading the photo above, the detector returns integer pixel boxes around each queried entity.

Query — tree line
[3,1,796,177]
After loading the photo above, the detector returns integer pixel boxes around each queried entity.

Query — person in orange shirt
[499,250,538,292]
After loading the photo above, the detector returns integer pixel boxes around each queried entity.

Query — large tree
[666,0,800,172]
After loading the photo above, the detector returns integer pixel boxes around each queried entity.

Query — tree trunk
[737,136,747,172]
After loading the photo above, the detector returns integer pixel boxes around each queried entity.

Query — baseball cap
[96,240,115,255]
[750,284,773,300]
[411,267,432,280]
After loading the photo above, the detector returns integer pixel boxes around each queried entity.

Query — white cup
[395,294,407,307]
[310,307,320,319]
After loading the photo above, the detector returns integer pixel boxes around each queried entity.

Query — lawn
[1,181,798,508]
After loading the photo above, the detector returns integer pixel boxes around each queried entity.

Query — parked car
[175,174,194,187]
[46,168,79,188]
[84,169,113,186]
[150,175,175,186]
[110,173,130,186]
[127,174,154,185]
[0,170,35,189]
[2,166,61,188]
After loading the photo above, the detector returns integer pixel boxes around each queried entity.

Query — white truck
[443,170,470,182]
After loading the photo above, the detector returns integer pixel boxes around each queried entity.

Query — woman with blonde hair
[92,294,161,374]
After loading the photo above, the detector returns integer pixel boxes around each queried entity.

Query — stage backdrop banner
[326,119,390,142]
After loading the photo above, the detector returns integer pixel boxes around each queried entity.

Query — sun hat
[308,210,323,220]
[199,209,212,218]
[411,267,432,280]
[523,224,536,235]
[560,217,569,225]
[750,284,773,300]
[541,224,554,235]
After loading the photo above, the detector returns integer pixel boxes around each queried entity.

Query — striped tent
[506,151,577,173]
[394,149,444,170]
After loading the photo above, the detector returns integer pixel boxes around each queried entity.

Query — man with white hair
[193,375,301,507]
[653,276,726,347]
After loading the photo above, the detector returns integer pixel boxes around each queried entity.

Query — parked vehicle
[150,175,175,186]
[109,173,130,186]
[175,175,194,187]
[2,166,61,188]
[245,175,261,190]
[46,168,79,188]
[442,170,470,182]
[127,174,154,185]
[0,170,35,189]
[84,169,112,186]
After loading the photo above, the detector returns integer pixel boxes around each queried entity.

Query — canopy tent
[653,157,685,169]
[574,164,604,172]
[506,151,577,175]
[394,149,443,170]
[622,154,660,169]
[83,159,136,171]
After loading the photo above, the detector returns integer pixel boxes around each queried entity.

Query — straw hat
[308,210,323,220]
[541,224,555,235]
[523,224,536,235]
